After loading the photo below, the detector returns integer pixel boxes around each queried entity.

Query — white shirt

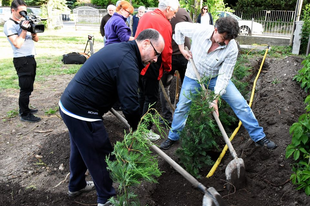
[201,14,210,25]
[173,22,238,96]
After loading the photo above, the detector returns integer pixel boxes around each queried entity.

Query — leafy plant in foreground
[286,95,310,195]
[106,110,165,206]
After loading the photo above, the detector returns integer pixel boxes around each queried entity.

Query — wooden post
[307,34,310,56]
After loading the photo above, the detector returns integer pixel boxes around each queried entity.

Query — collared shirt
[173,22,238,96]
[4,19,36,58]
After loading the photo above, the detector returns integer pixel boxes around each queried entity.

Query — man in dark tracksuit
[59,29,165,206]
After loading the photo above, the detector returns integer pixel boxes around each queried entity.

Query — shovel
[109,108,227,206]
[185,47,246,189]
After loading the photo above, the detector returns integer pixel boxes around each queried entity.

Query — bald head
[136,29,165,65]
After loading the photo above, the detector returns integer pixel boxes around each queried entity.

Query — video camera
[19,10,45,33]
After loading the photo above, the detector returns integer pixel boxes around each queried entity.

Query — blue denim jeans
[168,76,265,142]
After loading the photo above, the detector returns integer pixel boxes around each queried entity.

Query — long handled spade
[186,49,246,189]
[110,108,227,206]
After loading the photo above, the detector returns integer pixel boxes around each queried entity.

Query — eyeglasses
[150,41,160,57]
[124,9,132,15]
[203,8,208,10]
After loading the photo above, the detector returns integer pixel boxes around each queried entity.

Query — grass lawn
[0,25,103,89]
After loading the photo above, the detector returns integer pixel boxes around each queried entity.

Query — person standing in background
[130,6,146,37]
[4,0,41,122]
[159,7,192,126]
[100,4,116,45]
[196,5,213,25]
[104,1,135,46]
[134,0,179,126]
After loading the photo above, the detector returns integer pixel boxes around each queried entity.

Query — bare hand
[209,99,219,117]
[181,49,192,60]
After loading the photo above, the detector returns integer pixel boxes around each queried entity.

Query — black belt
[14,55,34,59]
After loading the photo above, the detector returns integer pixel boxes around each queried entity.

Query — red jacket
[134,9,172,80]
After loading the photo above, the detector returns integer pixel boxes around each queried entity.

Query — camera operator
[3,0,41,122]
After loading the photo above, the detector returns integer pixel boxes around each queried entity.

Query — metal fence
[234,10,296,37]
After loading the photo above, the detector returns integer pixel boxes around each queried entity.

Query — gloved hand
[144,130,160,141]
[20,20,31,31]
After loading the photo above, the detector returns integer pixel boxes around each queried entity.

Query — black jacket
[196,13,213,25]
[60,41,144,130]
[100,14,112,36]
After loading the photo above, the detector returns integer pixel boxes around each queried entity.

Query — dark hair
[136,29,160,42]
[200,5,208,14]
[11,0,26,10]
[215,17,239,40]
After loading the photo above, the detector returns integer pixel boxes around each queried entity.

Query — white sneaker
[146,130,160,141]
[67,181,95,197]
[98,200,113,206]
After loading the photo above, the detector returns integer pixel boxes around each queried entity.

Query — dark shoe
[19,108,38,116]
[255,137,277,150]
[68,181,95,197]
[20,113,41,122]
[160,138,177,150]
[29,108,38,114]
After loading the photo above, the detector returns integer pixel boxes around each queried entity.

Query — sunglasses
[203,8,208,10]
[150,41,160,57]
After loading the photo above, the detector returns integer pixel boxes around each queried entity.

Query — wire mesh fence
[234,10,296,37]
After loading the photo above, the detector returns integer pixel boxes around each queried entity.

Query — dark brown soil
[1,55,310,206]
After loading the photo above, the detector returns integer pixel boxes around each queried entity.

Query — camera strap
[9,18,19,25]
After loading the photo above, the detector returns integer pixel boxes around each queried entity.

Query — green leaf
[305,186,310,195]
[299,147,308,154]
[294,150,301,160]
[301,135,309,145]
[285,147,296,158]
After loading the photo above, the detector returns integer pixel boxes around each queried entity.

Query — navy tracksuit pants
[60,109,116,204]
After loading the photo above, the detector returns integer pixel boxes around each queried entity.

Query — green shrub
[106,111,164,205]
[294,54,310,93]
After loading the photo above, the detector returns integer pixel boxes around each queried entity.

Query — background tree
[180,0,230,23]
[91,0,157,8]
[232,0,310,17]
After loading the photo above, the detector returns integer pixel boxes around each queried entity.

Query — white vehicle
[217,11,264,35]
[0,7,11,24]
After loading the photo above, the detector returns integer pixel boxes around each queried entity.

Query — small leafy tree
[176,80,221,178]
[106,110,165,205]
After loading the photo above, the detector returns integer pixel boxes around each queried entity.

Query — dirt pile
[1,56,310,206]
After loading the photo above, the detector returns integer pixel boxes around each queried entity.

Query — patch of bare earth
[0,55,310,206]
